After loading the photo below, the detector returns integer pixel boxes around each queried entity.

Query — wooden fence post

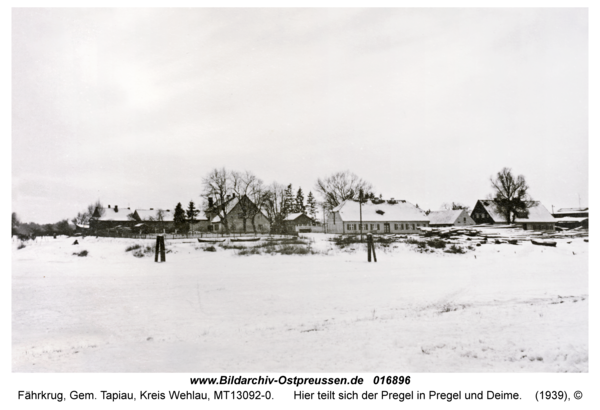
[154,236,160,262]
[371,236,377,262]
[367,233,377,263]
[154,235,166,262]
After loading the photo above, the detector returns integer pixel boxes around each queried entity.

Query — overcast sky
[12,8,588,223]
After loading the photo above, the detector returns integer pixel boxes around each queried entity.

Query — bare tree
[263,182,287,234]
[489,167,534,223]
[230,171,252,233]
[440,202,471,212]
[88,200,104,218]
[315,171,373,211]
[72,212,88,226]
[73,199,105,226]
[201,168,233,233]
[231,170,268,234]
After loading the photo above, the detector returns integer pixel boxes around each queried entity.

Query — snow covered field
[12,234,588,372]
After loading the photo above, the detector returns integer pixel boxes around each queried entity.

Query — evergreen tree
[306,192,318,220]
[283,184,295,215]
[173,202,186,229]
[295,187,305,214]
[186,201,200,223]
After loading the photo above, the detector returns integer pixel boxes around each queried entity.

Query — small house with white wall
[428,209,475,227]
[326,199,429,234]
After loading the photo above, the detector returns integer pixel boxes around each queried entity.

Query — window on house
[347,224,351,230]
[412,224,415,230]
[394,224,398,230]
[377,224,380,230]
[370,224,374,230]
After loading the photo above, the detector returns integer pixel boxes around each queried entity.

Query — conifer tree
[306,191,318,220]
[295,187,305,214]
[173,202,186,230]
[283,184,295,215]
[186,200,200,226]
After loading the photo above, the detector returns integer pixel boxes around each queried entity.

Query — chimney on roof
[150,208,154,210]
[114,205,119,212]
[108,205,111,208]
[232,193,235,198]
[166,209,170,212]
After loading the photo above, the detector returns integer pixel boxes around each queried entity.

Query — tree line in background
[12,212,74,239]
[12,167,535,237]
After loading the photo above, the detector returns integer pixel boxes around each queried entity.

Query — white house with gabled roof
[428,209,475,227]
[326,199,429,234]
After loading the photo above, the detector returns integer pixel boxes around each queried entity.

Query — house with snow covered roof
[283,213,316,232]
[326,199,429,234]
[470,199,556,231]
[552,207,588,218]
[428,209,475,227]
[552,207,588,229]
[133,209,174,222]
[131,209,179,233]
[204,194,270,233]
[90,205,136,231]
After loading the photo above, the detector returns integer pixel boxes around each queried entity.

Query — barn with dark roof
[470,200,555,231]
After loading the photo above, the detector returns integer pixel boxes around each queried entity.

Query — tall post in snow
[359,189,363,242]
[155,235,166,262]
[367,233,377,263]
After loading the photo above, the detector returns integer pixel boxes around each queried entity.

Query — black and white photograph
[9,4,593,403]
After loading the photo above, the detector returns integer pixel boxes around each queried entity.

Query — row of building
[325,199,588,234]
[90,195,298,234]
[88,195,588,235]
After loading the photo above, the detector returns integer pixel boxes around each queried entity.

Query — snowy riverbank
[12,234,588,372]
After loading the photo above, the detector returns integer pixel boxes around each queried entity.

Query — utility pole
[359,189,363,242]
